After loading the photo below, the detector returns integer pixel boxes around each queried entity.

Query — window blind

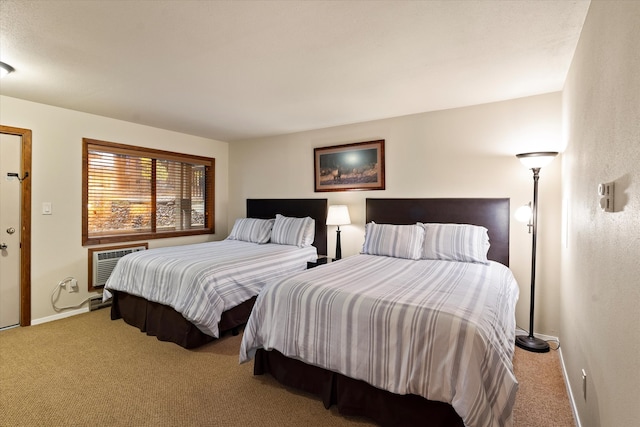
[83,138,214,245]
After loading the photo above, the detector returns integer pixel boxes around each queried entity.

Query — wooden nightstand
[307,255,335,269]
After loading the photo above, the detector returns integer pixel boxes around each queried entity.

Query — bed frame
[254,198,510,426]
[110,198,328,349]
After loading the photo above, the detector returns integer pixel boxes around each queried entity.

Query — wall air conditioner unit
[92,245,147,287]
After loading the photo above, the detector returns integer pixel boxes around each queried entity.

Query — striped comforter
[240,254,519,427]
[104,240,317,338]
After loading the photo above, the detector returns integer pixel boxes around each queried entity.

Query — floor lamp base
[515,335,550,353]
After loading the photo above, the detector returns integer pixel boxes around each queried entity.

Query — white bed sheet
[104,240,317,337]
[240,254,519,427]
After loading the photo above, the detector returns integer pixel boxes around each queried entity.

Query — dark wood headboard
[246,199,328,256]
[366,198,510,266]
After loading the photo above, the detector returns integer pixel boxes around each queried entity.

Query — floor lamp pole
[516,167,550,353]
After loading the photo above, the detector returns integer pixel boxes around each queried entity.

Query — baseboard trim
[558,347,582,427]
[31,307,90,325]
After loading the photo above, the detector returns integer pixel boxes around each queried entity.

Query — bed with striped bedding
[105,240,317,339]
[240,254,519,427]
[103,198,327,349]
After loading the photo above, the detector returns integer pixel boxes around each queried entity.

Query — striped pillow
[361,222,425,260]
[227,218,274,244]
[419,223,490,264]
[271,214,315,247]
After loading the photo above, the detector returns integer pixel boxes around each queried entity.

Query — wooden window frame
[82,138,215,246]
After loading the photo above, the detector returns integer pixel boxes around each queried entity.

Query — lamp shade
[516,152,558,169]
[515,204,533,223]
[326,205,351,226]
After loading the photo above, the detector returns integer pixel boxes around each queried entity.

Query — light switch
[42,202,52,215]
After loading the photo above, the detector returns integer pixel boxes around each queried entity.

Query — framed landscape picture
[314,140,385,192]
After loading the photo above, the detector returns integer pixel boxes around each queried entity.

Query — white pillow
[302,218,316,247]
[419,223,490,264]
[227,218,274,244]
[361,222,425,260]
[271,214,315,247]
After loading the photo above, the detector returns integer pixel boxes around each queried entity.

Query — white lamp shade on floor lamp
[516,151,558,169]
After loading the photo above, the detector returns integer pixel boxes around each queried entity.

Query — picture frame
[314,140,385,192]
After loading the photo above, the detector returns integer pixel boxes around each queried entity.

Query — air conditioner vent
[92,245,146,287]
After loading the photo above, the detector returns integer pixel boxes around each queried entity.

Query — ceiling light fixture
[0,61,15,78]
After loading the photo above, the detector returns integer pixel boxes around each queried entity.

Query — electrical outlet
[581,369,587,400]
[598,182,615,212]
[67,278,79,293]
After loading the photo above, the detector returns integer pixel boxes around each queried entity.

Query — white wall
[0,95,229,323]
[229,93,563,337]
[561,2,640,426]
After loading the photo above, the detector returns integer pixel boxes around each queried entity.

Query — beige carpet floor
[0,309,575,426]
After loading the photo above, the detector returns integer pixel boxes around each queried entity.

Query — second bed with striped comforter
[240,254,520,427]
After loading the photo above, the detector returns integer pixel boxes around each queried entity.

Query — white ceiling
[0,1,590,142]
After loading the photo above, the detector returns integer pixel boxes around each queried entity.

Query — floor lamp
[326,205,351,260]
[515,151,558,353]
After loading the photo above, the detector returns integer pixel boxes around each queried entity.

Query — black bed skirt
[254,348,464,427]
[111,290,256,349]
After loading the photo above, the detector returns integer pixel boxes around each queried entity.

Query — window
[82,138,214,245]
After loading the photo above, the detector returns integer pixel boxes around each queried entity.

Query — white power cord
[50,277,93,312]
